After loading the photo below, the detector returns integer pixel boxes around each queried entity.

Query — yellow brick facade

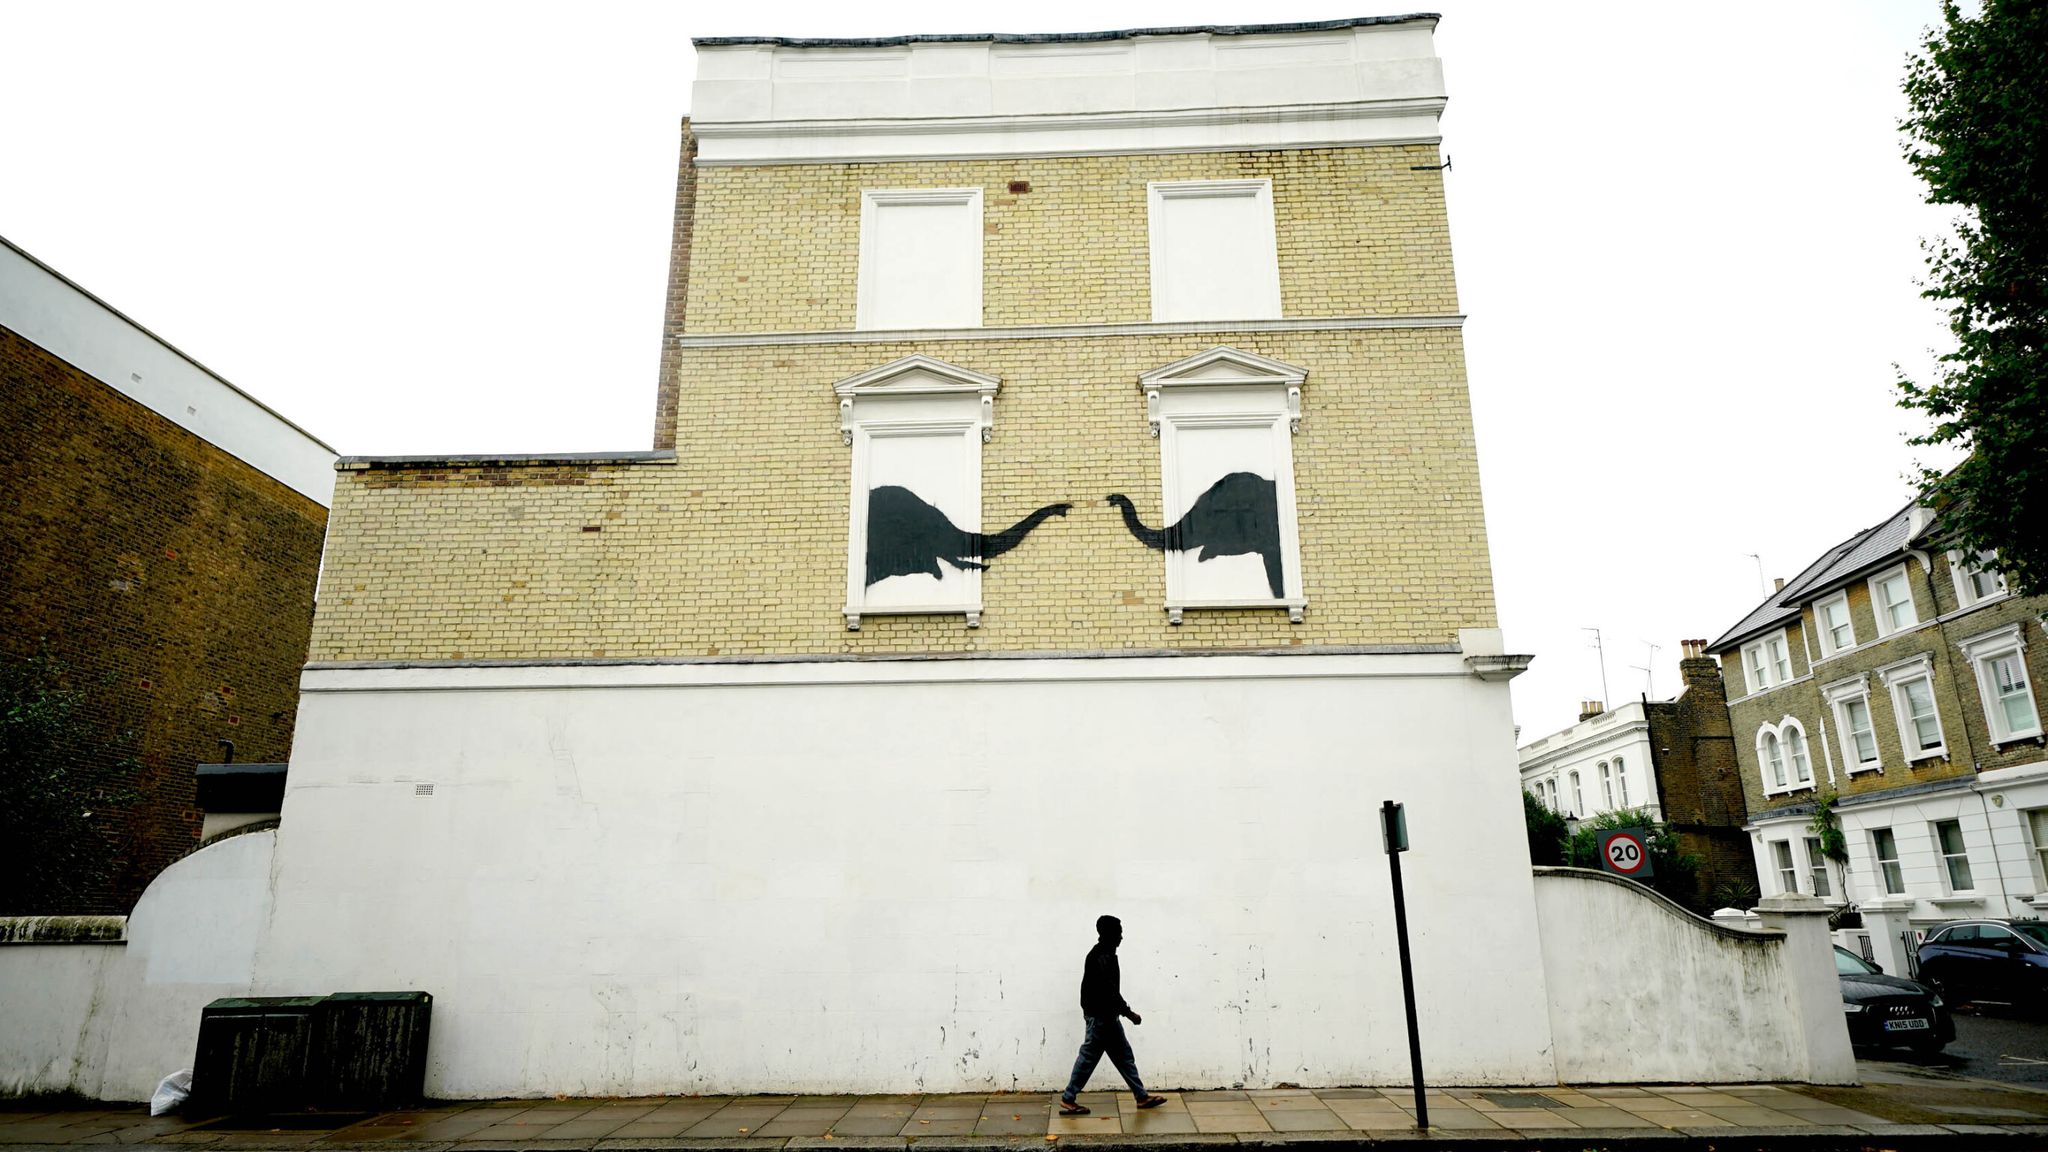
[309,143,1497,663]
[682,146,1458,334]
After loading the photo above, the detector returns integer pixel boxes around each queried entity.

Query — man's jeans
[1061,1014,1146,1103]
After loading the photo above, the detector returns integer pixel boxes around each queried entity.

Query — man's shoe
[1058,1102,1090,1116]
[1136,1095,1169,1110]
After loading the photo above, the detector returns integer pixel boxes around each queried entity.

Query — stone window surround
[1929,816,1978,896]
[1875,652,1947,764]
[1755,715,1816,798]
[1958,621,2044,745]
[1814,591,1856,658]
[1868,564,1920,638]
[855,187,985,332]
[1743,629,1794,695]
[1947,548,2009,611]
[1821,673,1883,776]
[1147,178,1283,324]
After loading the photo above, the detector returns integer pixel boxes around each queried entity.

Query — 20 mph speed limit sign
[1598,828,1654,877]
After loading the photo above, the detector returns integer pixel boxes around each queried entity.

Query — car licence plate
[1884,1018,1931,1031]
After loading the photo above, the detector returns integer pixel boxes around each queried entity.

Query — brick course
[1,325,328,913]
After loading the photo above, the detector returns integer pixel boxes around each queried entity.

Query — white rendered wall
[0,239,335,505]
[257,653,1556,1096]
[690,24,1446,165]
[0,831,275,1101]
[1533,870,1850,1084]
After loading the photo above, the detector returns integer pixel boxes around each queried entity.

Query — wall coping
[337,451,676,472]
[0,915,128,945]
[1532,867,1784,944]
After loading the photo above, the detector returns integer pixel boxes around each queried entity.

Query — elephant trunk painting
[1107,472,1283,598]
[865,486,1073,586]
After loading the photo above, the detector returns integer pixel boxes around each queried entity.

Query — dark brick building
[1645,641,1759,906]
[1,236,333,914]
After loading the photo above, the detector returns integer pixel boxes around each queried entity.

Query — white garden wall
[1533,868,1854,1085]
[0,830,274,1101]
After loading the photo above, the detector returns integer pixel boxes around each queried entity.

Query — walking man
[1058,915,1169,1115]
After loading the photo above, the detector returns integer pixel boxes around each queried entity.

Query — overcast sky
[1,1,1959,739]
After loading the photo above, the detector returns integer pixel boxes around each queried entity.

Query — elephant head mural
[865,486,1073,586]
[1107,472,1284,599]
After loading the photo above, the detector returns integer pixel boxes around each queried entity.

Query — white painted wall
[690,23,1446,165]
[0,830,274,1101]
[1748,756,2048,923]
[1533,869,1852,1084]
[0,237,335,505]
[249,653,1554,1096]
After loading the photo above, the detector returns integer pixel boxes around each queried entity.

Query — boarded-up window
[1148,180,1282,322]
[858,189,984,330]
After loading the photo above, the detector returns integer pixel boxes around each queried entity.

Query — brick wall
[1646,653,1759,905]
[681,146,1458,335]
[0,325,328,913]
[310,325,1494,661]
[652,119,697,452]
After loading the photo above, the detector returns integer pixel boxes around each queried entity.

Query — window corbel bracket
[1146,387,1162,438]
[1288,385,1301,436]
[840,398,855,446]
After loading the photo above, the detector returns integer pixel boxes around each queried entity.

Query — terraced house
[1708,502,2048,972]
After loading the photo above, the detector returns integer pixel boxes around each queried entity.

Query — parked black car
[1837,946,1953,1052]
[1914,919,2048,1011]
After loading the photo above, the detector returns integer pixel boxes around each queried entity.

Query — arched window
[1760,729,1787,789]
[1781,720,1813,785]
[1568,771,1583,816]
[1598,761,1614,809]
[1614,756,1630,807]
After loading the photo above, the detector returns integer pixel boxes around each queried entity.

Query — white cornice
[691,101,1446,165]
[677,313,1466,349]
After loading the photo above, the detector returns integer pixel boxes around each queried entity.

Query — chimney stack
[1677,639,1724,692]
[1773,577,1785,593]
[1579,700,1605,722]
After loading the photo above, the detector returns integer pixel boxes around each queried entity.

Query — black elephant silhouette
[865,486,1073,586]
[1107,472,1283,598]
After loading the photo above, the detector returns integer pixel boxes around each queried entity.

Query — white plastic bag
[150,1069,192,1117]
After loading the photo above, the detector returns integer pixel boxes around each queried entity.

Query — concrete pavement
[6,1070,2048,1150]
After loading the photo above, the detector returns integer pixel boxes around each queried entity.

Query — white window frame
[1822,674,1882,774]
[1958,623,2043,744]
[1568,771,1583,817]
[1742,629,1793,694]
[1870,826,1906,896]
[834,355,1001,630]
[1947,549,2008,610]
[1803,836,1834,899]
[1137,347,1307,623]
[856,187,984,331]
[1815,592,1856,657]
[1613,756,1630,807]
[1756,718,1815,797]
[1877,653,1947,762]
[2025,807,2048,891]
[1147,179,1282,323]
[1770,840,1798,895]
[1931,818,1976,895]
[1868,565,1919,637]
[1598,761,1614,809]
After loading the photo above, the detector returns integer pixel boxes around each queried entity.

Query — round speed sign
[1597,828,1653,877]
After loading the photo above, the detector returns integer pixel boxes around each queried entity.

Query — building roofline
[694,15,1439,49]
[0,233,338,456]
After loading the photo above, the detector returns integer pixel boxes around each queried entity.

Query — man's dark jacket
[1080,941,1130,1017]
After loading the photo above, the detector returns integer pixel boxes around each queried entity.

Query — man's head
[1096,914,1122,945]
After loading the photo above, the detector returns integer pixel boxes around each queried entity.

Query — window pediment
[1137,346,1306,438]
[835,355,1000,445]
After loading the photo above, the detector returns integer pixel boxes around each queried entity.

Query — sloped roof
[1709,502,1919,652]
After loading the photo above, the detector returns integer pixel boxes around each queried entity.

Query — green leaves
[1897,0,2048,597]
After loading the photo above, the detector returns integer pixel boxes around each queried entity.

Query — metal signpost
[1380,800,1427,1129]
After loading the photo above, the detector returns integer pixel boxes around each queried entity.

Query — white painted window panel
[857,425,983,610]
[858,190,983,330]
[1149,181,1281,322]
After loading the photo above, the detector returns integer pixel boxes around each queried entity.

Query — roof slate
[1709,501,1920,652]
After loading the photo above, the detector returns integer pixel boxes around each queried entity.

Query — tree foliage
[0,648,136,913]
[1897,0,2048,596]
[1522,788,1569,866]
